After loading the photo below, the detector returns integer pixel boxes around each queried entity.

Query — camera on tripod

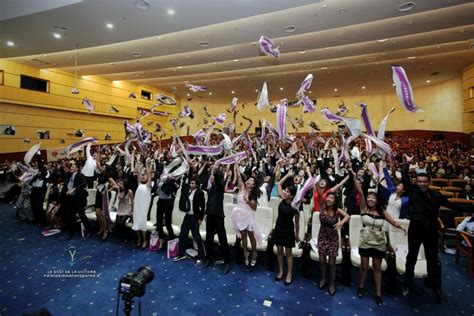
[118,266,154,298]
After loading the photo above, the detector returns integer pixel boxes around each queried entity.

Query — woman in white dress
[231,161,262,266]
[132,157,152,249]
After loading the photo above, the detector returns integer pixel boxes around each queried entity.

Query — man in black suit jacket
[60,162,90,239]
[401,156,474,303]
[202,164,231,274]
[174,177,206,262]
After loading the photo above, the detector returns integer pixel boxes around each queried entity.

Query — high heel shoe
[328,286,336,296]
[275,274,283,282]
[284,276,293,286]
[319,280,326,289]
[357,287,364,298]
[244,258,249,266]
[251,257,257,267]
[375,295,383,306]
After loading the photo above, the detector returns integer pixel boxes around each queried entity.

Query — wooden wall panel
[0,60,178,154]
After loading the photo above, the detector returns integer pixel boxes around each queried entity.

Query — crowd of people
[1,132,473,307]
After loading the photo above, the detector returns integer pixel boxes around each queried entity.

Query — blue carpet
[0,202,473,316]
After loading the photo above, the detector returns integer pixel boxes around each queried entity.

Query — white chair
[42,183,53,210]
[85,188,97,221]
[145,196,159,231]
[247,206,273,251]
[389,219,427,277]
[108,191,118,223]
[273,212,306,257]
[171,206,186,236]
[309,214,343,264]
[85,189,96,213]
[224,193,234,205]
[222,203,237,246]
[349,215,387,270]
[269,197,280,225]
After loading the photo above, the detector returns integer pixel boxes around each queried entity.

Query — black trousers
[405,220,441,289]
[115,215,130,240]
[85,176,95,189]
[30,187,46,225]
[205,214,230,264]
[178,213,205,258]
[61,195,90,237]
[156,198,176,238]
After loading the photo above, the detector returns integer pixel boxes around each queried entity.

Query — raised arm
[234,159,245,189]
[145,158,153,188]
[278,169,294,199]
[352,171,367,211]
[329,174,349,193]
[401,154,413,193]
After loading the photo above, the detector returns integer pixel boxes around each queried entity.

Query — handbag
[167,238,180,258]
[149,231,161,252]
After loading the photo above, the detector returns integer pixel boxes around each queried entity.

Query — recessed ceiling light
[377,39,388,43]
[233,59,239,62]
[255,89,259,92]
[187,93,190,97]
[339,9,346,14]
[320,67,328,70]
[106,23,114,29]
[337,33,343,37]
[199,41,210,47]
[309,91,312,94]
[130,52,142,58]
[366,57,377,62]
[177,66,183,69]
[426,80,431,83]
[6,41,14,47]
[231,91,235,94]
[53,32,62,39]
[167,8,175,15]
[334,88,338,92]
[284,26,296,33]
[158,36,162,40]
[407,56,416,59]
[322,4,328,8]
[109,62,115,66]
[135,0,151,10]
[206,34,212,38]
[398,2,416,12]
[362,86,366,90]
[280,87,284,91]
[209,92,213,95]
[299,51,307,54]
[305,65,312,69]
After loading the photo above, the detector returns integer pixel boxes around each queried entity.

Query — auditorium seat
[389,219,427,277]
[273,212,306,257]
[223,203,237,246]
[247,206,273,251]
[431,178,449,188]
[348,215,387,270]
[308,214,343,264]
[449,179,467,189]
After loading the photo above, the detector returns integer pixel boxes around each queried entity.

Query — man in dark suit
[402,155,473,303]
[173,177,206,262]
[59,162,90,239]
[202,163,231,274]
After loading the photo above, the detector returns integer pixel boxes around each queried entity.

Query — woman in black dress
[273,170,300,286]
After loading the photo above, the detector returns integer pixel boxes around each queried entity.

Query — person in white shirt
[81,143,98,188]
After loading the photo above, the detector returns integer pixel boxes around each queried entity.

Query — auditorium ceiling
[1,0,474,102]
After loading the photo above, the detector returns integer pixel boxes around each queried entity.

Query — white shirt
[188,188,196,215]
[81,144,97,177]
